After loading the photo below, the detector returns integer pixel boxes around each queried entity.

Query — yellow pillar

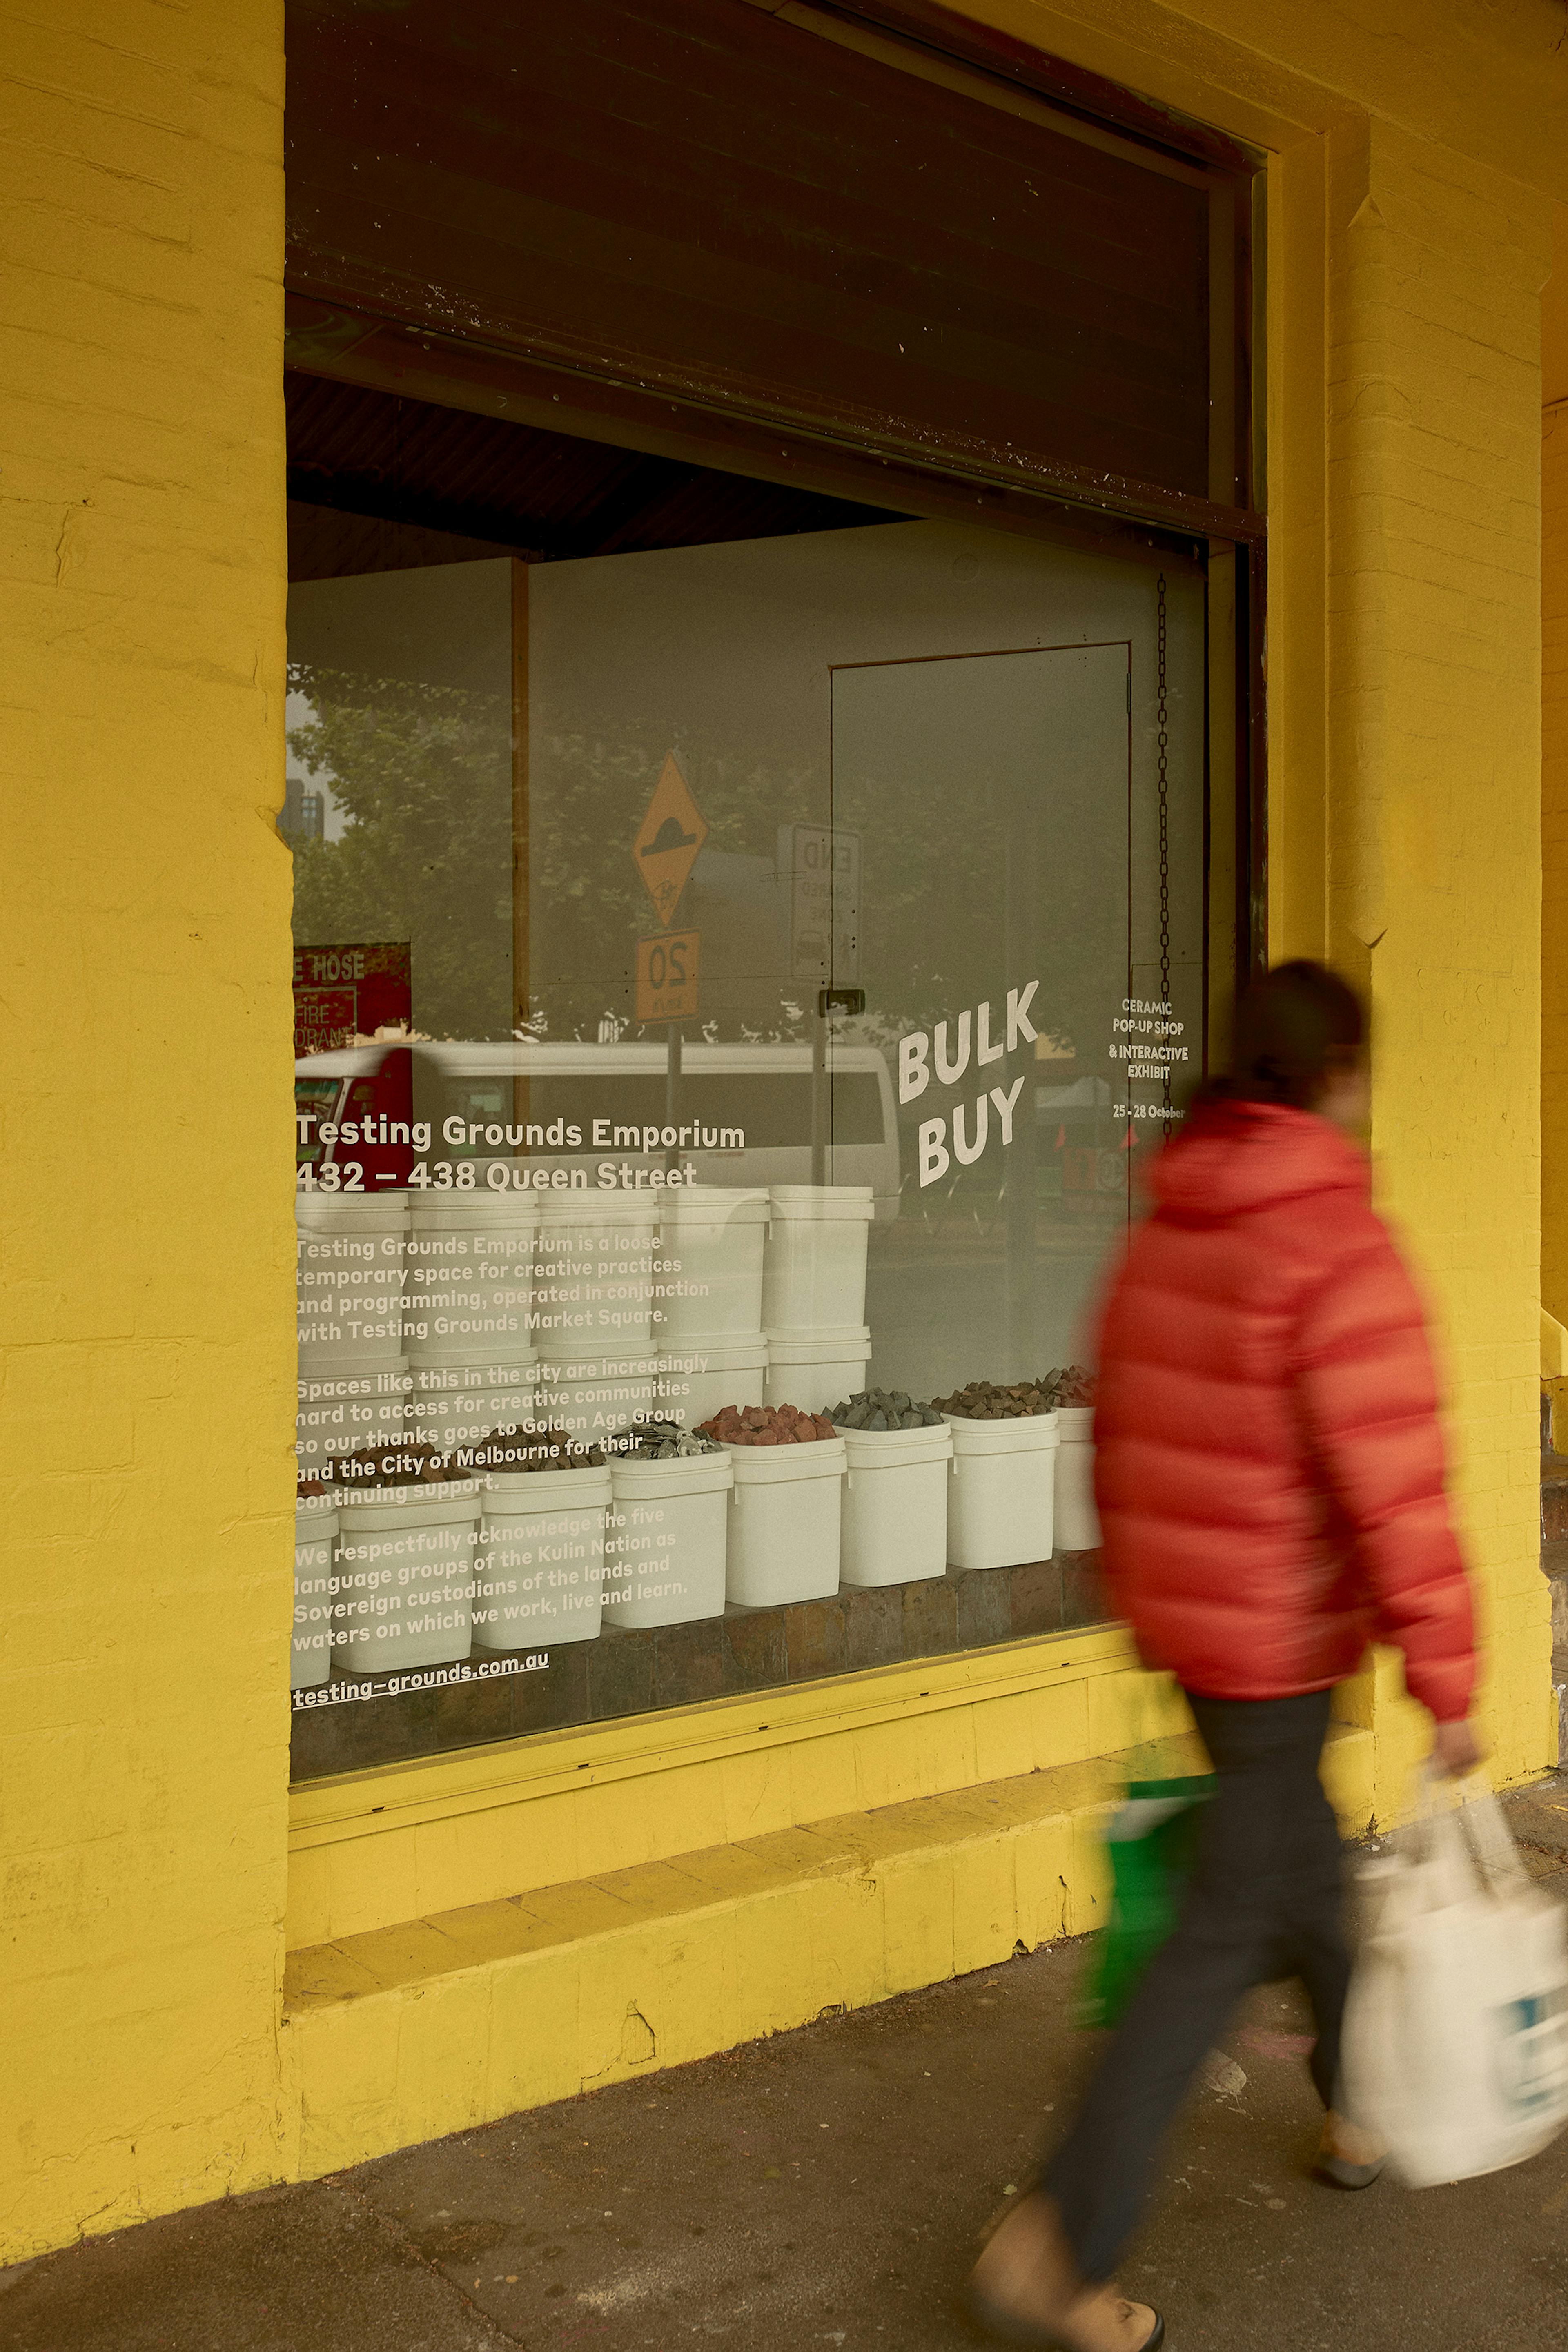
[1321,120,1554,1794]
[1544,209,1568,1336]
[0,3,290,2257]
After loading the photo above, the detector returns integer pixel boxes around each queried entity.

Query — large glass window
[287,425,1213,1780]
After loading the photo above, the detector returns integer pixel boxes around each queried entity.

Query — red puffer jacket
[1094,1098,1475,1722]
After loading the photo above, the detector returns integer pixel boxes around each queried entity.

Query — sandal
[1314,2110,1386,2192]
[963,2185,1164,2351]
[960,2277,1165,2351]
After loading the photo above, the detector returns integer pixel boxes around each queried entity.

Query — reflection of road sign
[780,824,860,986]
[636,929,701,1022]
[634,753,708,924]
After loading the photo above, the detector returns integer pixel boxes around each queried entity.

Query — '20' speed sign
[636,929,701,1023]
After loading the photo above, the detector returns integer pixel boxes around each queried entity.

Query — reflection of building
[281,778,323,841]
[13,0,1563,2276]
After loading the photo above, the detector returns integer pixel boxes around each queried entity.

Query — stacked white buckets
[342,1186,539,1676]
[291,1486,336,1690]
[534,1196,659,1449]
[697,1183,868,1609]
[639,1185,768,1618]
[760,1185,874,1412]
[335,1469,484,1674]
[293,1168,1104,1688]
[295,1189,412,1476]
[656,1186,770,1431]
[405,1190,540,1457]
[295,1189,414,1682]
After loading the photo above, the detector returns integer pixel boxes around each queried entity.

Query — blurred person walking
[964,961,1483,2352]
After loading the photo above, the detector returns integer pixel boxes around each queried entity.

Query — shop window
[286,412,1217,1779]
[280,0,1256,1780]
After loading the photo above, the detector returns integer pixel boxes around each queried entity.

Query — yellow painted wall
[1544,209,1568,1333]
[1016,0,1564,1788]
[285,1630,1188,1951]
[0,0,291,2261]
[1319,115,1553,1786]
[281,1715,1376,2178]
[4,0,1567,2264]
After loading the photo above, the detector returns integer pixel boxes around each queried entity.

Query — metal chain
[1156,572,1171,1109]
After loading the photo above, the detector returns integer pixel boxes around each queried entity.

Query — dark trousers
[1042,1688,1350,2283]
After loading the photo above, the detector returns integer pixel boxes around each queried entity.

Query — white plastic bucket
[406,1192,537,1365]
[536,1350,659,1446]
[292,1491,337,1690]
[334,1477,482,1672]
[296,1189,408,1370]
[764,1325,872,1415]
[477,1463,611,1648]
[533,1196,659,1359]
[656,1332,768,1429]
[604,1451,734,1629]
[723,1435,846,1608]
[295,1353,412,1472]
[944,1410,1059,1572]
[760,1185,875,1332]
[406,1353,540,1454]
[1054,1405,1100,1551]
[840,1421,955,1588]
[659,1186,770,1340]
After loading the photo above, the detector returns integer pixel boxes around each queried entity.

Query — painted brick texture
[1542,216,1568,1329]
[1323,118,1553,1783]
[1,0,1565,2268]
[0,0,289,2262]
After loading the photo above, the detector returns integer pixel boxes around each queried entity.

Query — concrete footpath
[6,1777,1568,2352]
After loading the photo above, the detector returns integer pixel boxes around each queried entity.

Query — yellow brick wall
[3,0,1567,2264]
[0,0,290,2260]
[1544,210,1568,1333]
[1318,118,1554,1784]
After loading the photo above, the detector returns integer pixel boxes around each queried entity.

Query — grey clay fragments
[828,1387,944,1433]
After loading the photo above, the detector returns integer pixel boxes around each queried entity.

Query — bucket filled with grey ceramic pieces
[827,1388,953,1587]
[602,1419,734,1630]
[935,1377,1063,1572]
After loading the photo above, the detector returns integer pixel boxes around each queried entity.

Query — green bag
[1080,1773,1215,2028]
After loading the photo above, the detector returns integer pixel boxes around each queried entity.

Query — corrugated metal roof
[286,373,899,578]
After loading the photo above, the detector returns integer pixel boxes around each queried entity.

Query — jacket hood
[1150,1097,1369,1223]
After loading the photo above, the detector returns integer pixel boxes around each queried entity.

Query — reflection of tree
[528,728,819,1040]
[529,717,1114,1055]
[288,664,512,1041]
[289,683,824,1044]
[287,664,1120,1059]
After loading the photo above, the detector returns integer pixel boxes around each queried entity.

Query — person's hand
[1431,1717,1487,1777]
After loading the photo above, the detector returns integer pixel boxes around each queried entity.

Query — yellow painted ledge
[280,1722,1374,2180]
[286,1623,1170,1949]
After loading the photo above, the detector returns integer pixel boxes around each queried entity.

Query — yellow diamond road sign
[634,752,708,925]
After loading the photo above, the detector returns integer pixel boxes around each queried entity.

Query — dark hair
[1228,960,1365,1110]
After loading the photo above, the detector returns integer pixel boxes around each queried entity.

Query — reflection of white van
[294,1039,902,1218]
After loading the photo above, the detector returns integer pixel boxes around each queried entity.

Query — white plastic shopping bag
[1342,1772,1568,2186]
